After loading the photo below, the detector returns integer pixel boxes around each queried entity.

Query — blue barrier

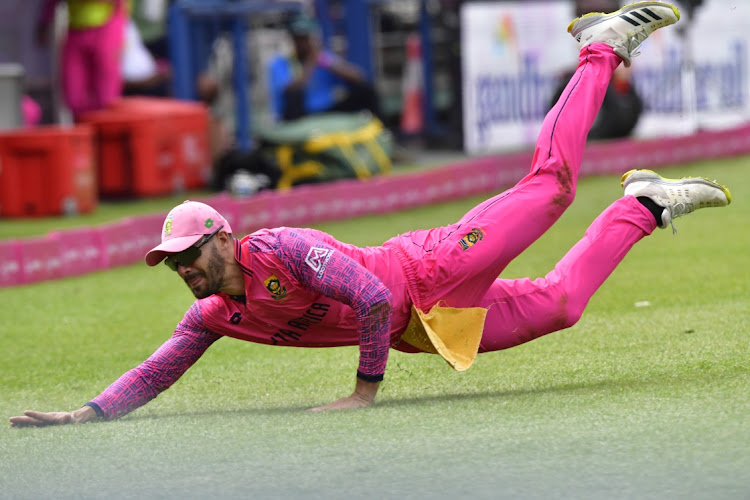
[168,0,303,150]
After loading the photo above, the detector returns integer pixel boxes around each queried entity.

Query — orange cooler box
[172,102,211,189]
[82,107,181,198]
[111,98,211,190]
[0,125,97,216]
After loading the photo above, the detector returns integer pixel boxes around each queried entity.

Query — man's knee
[538,164,577,212]
[549,298,583,332]
[550,186,576,212]
[542,281,586,332]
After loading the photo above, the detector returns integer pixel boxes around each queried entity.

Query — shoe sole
[568,1,681,36]
[621,168,733,205]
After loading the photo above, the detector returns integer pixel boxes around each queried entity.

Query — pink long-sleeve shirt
[89,227,413,420]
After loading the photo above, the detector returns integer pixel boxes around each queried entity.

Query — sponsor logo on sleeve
[305,247,334,279]
[458,227,485,251]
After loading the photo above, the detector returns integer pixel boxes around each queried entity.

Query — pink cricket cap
[145,200,232,266]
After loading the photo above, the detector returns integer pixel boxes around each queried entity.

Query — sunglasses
[163,225,224,272]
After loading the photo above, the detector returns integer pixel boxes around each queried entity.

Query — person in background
[549,0,644,141]
[268,13,383,122]
[36,0,127,120]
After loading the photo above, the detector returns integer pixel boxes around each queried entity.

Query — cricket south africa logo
[264,275,287,300]
[458,227,485,251]
[164,215,174,237]
[305,247,334,279]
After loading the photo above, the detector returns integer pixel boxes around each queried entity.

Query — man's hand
[308,379,380,412]
[10,406,98,427]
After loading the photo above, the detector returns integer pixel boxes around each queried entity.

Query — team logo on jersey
[164,215,174,237]
[264,275,287,300]
[458,227,485,251]
[305,247,334,279]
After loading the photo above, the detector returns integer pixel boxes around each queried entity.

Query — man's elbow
[370,290,393,317]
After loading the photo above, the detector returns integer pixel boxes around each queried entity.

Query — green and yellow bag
[256,112,394,189]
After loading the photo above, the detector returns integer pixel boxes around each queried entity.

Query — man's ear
[218,231,234,250]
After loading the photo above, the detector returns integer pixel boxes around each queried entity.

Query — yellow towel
[400,303,487,371]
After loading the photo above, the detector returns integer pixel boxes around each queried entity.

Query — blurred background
[0,0,747,211]
[3,1,745,147]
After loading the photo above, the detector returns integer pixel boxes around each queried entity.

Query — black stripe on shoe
[619,14,641,27]
[641,7,663,21]
[630,11,652,24]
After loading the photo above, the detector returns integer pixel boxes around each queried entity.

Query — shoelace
[667,201,695,234]
[623,29,651,60]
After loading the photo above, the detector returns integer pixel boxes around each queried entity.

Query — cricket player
[11,2,732,426]
[37,0,127,119]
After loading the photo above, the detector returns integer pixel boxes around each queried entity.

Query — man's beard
[184,246,227,299]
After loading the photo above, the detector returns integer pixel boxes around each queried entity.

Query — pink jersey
[199,228,413,364]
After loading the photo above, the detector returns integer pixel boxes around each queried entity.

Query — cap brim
[144,234,203,266]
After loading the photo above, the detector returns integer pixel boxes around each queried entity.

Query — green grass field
[1,157,748,499]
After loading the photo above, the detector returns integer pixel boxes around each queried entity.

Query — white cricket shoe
[568,1,680,67]
[621,169,732,232]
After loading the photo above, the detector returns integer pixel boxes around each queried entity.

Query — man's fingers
[10,415,46,427]
[26,410,71,421]
[307,400,342,412]
[23,410,48,420]
[307,395,371,412]
[9,411,71,427]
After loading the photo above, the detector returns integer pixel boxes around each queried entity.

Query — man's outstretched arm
[278,231,393,411]
[10,405,99,427]
[10,302,221,427]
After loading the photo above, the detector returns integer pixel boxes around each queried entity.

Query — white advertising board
[461,0,750,154]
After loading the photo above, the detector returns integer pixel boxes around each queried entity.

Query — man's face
[176,242,227,299]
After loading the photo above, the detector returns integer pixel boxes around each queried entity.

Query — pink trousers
[390,44,658,353]
[60,7,125,119]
